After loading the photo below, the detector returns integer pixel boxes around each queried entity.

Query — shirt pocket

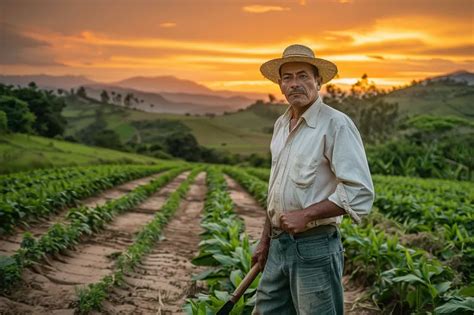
[289,156,319,188]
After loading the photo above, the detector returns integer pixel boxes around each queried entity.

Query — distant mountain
[160,92,253,109]
[0,74,263,113]
[427,70,474,86]
[2,72,472,117]
[112,75,214,94]
[85,83,255,112]
[110,75,267,99]
[83,85,226,114]
[0,74,97,90]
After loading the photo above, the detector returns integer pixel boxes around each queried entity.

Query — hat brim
[260,56,338,84]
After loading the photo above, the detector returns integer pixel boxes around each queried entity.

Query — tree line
[0,82,66,137]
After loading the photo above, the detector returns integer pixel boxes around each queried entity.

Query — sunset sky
[1,0,473,94]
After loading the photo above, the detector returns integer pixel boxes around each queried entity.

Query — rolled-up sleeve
[326,122,375,224]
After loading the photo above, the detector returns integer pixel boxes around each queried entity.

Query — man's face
[278,62,320,108]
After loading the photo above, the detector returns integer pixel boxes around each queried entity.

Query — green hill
[382,80,474,118]
[62,79,473,158]
[63,96,281,155]
[0,133,160,174]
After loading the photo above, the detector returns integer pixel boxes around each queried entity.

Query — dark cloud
[368,55,385,60]
[419,45,474,56]
[0,23,64,66]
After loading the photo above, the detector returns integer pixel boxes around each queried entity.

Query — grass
[64,96,277,155]
[0,133,160,174]
[384,83,474,117]
[63,81,474,157]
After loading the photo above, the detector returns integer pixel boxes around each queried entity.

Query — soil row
[0,172,190,314]
[0,173,163,256]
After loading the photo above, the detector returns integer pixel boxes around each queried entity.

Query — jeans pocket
[295,240,335,315]
[295,237,331,263]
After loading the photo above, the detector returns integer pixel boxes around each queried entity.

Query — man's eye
[300,74,308,79]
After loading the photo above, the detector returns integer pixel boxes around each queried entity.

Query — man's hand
[280,210,309,234]
[252,240,270,271]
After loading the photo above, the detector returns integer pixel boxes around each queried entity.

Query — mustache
[289,88,306,95]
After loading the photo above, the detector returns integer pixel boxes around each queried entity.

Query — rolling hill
[63,95,278,155]
[82,84,254,114]
[0,133,161,174]
[2,72,472,117]
[383,78,474,118]
[0,74,265,114]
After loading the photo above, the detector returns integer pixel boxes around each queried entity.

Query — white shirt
[267,96,375,229]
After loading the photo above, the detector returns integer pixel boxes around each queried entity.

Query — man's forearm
[260,216,271,245]
[302,199,346,222]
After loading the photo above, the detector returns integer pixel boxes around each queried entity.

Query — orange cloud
[3,3,473,94]
[160,22,176,28]
[242,5,290,13]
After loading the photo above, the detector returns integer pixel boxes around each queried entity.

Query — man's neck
[290,97,318,120]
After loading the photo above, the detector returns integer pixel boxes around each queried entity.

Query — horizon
[1,70,472,96]
[1,0,473,95]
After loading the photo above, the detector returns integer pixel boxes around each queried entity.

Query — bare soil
[224,175,266,240]
[0,172,188,315]
[0,173,163,256]
[100,172,207,314]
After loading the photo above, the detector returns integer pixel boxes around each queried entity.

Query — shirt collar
[283,96,323,129]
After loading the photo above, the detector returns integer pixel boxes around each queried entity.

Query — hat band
[282,53,314,58]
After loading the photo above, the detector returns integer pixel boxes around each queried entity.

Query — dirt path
[0,173,164,257]
[101,172,207,314]
[224,175,379,314]
[343,277,380,314]
[224,175,266,240]
[0,172,188,315]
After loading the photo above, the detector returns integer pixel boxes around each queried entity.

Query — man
[252,44,374,315]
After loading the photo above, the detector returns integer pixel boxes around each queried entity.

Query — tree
[323,74,398,144]
[8,84,67,137]
[350,73,382,99]
[92,129,122,149]
[113,93,122,105]
[124,92,134,108]
[0,95,35,133]
[75,108,122,150]
[0,111,8,133]
[100,90,110,104]
[268,94,277,103]
[76,86,87,98]
[165,132,201,161]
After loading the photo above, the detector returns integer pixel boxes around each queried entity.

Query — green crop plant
[186,168,259,315]
[225,167,472,314]
[76,167,201,314]
[0,163,178,234]
[0,166,188,292]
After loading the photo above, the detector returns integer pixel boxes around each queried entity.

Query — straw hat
[260,44,338,84]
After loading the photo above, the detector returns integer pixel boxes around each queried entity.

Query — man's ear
[317,77,322,90]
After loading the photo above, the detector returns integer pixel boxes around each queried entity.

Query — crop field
[0,164,473,314]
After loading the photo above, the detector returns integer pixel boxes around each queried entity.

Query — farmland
[1,163,473,314]
[63,96,276,155]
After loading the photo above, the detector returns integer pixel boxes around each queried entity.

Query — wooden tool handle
[230,264,261,303]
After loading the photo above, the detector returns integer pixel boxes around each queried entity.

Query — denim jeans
[253,226,344,315]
